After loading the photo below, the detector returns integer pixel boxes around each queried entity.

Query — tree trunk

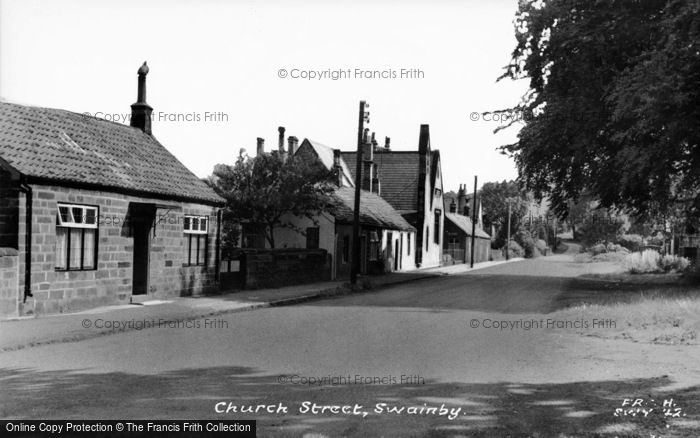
[266,223,275,249]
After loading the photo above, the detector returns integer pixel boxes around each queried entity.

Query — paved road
[1,257,698,437]
[312,255,639,314]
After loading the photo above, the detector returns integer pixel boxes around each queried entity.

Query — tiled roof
[0,101,223,204]
[301,139,354,187]
[331,186,415,232]
[445,212,491,239]
[341,151,420,212]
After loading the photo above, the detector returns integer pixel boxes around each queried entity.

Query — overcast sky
[0,0,527,192]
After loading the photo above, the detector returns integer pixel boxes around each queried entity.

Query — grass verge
[554,287,700,345]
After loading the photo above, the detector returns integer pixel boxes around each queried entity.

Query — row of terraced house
[0,63,491,318]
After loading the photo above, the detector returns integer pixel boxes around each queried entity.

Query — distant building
[0,63,223,317]
[245,136,416,280]
[342,125,444,268]
[443,186,491,265]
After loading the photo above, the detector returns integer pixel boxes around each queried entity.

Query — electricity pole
[469,176,478,268]
[506,199,512,261]
[350,100,369,285]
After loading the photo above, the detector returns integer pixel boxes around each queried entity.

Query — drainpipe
[215,209,222,282]
[18,178,32,302]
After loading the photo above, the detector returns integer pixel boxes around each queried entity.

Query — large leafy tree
[498,0,700,222]
[480,180,529,247]
[209,152,335,248]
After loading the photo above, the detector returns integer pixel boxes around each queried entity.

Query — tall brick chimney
[457,184,467,215]
[287,136,298,156]
[278,127,286,159]
[130,61,153,134]
[256,138,265,156]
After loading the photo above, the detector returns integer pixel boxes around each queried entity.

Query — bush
[502,240,524,258]
[647,233,665,247]
[684,262,700,284]
[578,215,626,247]
[659,254,690,273]
[514,230,537,258]
[618,234,643,252]
[606,242,629,253]
[624,250,662,274]
[535,239,548,254]
[590,243,608,256]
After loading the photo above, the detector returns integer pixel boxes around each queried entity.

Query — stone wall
[238,248,331,290]
[0,248,19,317]
[17,184,220,316]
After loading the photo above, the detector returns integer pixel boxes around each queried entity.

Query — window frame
[184,215,209,266]
[184,215,209,235]
[55,203,99,271]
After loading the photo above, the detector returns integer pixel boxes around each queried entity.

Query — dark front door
[132,219,151,295]
[394,239,400,271]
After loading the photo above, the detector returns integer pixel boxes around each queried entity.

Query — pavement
[0,258,523,352]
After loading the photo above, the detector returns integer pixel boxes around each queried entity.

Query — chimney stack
[130,61,153,135]
[278,127,286,152]
[372,167,381,195]
[457,184,467,215]
[287,136,298,156]
[384,137,391,149]
[371,132,378,150]
[256,137,265,156]
[333,149,343,186]
[449,198,457,213]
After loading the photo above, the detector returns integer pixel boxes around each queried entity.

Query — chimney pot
[256,137,265,156]
[385,137,391,149]
[130,61,153,135]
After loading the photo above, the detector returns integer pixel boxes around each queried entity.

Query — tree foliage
[480,180,529,247]
[209,152,335,248]
[498,0,700,221]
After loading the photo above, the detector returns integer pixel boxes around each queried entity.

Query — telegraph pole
[350,101,369,285]
[469,176,478,268]
[506,200,512,261]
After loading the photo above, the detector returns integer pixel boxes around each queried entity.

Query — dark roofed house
[0,63,224,317]
[443,185,491,265]
[342,125,445,268]
[263,137,416,279]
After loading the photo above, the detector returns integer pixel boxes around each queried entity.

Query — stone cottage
[0,62,223,317]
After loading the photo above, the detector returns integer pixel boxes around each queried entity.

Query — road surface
[1,256,699,437]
